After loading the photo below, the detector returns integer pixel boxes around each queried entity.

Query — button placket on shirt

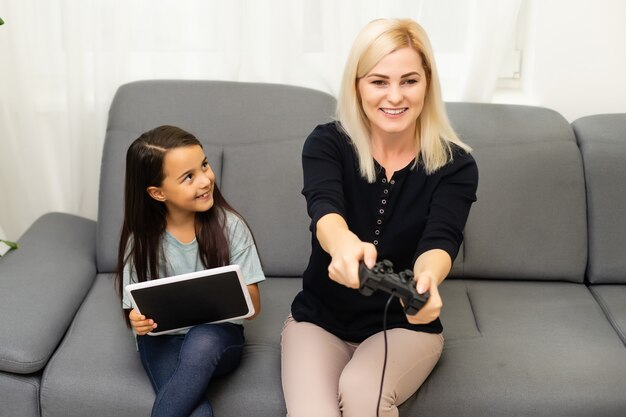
[373,176,394,246]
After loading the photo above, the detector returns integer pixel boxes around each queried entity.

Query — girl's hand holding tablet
[128,308,157,336]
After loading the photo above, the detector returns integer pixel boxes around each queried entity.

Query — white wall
[1,0,624,241]
[520,0,626,121]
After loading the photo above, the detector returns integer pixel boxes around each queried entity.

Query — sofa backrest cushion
[97,80,335,275]
[447,103,587,282]
[573,114,626,284]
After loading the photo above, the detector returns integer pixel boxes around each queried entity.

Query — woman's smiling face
[357,47,428,140]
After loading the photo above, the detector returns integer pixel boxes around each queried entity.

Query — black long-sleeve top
[290,122,479,342]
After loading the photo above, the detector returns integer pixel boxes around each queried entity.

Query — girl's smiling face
[147,145,215,219]
[357,47,428,141]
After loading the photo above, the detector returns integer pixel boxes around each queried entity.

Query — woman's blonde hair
[337,18,471,182]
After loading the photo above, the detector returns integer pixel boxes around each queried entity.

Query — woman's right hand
[327,230,377,289]
[317,213,377,288]
[129,308,157,336]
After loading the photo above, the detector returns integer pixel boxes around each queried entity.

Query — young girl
[115,125,264,417]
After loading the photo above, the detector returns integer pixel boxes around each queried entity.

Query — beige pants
[280,315,444,417]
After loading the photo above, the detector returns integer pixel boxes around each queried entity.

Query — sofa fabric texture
[0,80,625,417]
[0,214,96,375]
[573,114,626,284]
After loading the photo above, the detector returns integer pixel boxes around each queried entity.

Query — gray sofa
[1,80,625,417]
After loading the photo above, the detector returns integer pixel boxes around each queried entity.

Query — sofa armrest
[0,213,97,374]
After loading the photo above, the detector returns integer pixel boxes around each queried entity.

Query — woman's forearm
[413,249,452,286]
[316,213,355,256]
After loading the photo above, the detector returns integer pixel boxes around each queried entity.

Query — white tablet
[124,265,254,336]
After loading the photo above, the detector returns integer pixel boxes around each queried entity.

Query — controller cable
[376,292,396,417]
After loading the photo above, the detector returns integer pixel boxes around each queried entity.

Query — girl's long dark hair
[115,125,241,318]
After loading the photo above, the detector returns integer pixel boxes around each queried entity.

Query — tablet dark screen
[130,270,250,334]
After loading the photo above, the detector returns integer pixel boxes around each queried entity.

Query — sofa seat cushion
[0,372,41,417]
[207,344,285,417]
[40,274,153,417]
[401,279,626,417]
[590,285,626,346]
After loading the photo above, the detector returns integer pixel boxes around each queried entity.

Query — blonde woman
[281,18,478,417]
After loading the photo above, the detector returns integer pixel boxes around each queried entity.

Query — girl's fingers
[129,309,157,335]
[131,319,153,328]
[131,317,156,331]
[134,323,157,335]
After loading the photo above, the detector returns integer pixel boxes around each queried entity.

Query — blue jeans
[138,323,245,417]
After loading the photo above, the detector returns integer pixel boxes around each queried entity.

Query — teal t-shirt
[122,210,265,329]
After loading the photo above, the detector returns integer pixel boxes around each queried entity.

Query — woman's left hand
[405,272,443,324]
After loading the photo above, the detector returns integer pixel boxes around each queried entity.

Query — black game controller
[358,260,430,315]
